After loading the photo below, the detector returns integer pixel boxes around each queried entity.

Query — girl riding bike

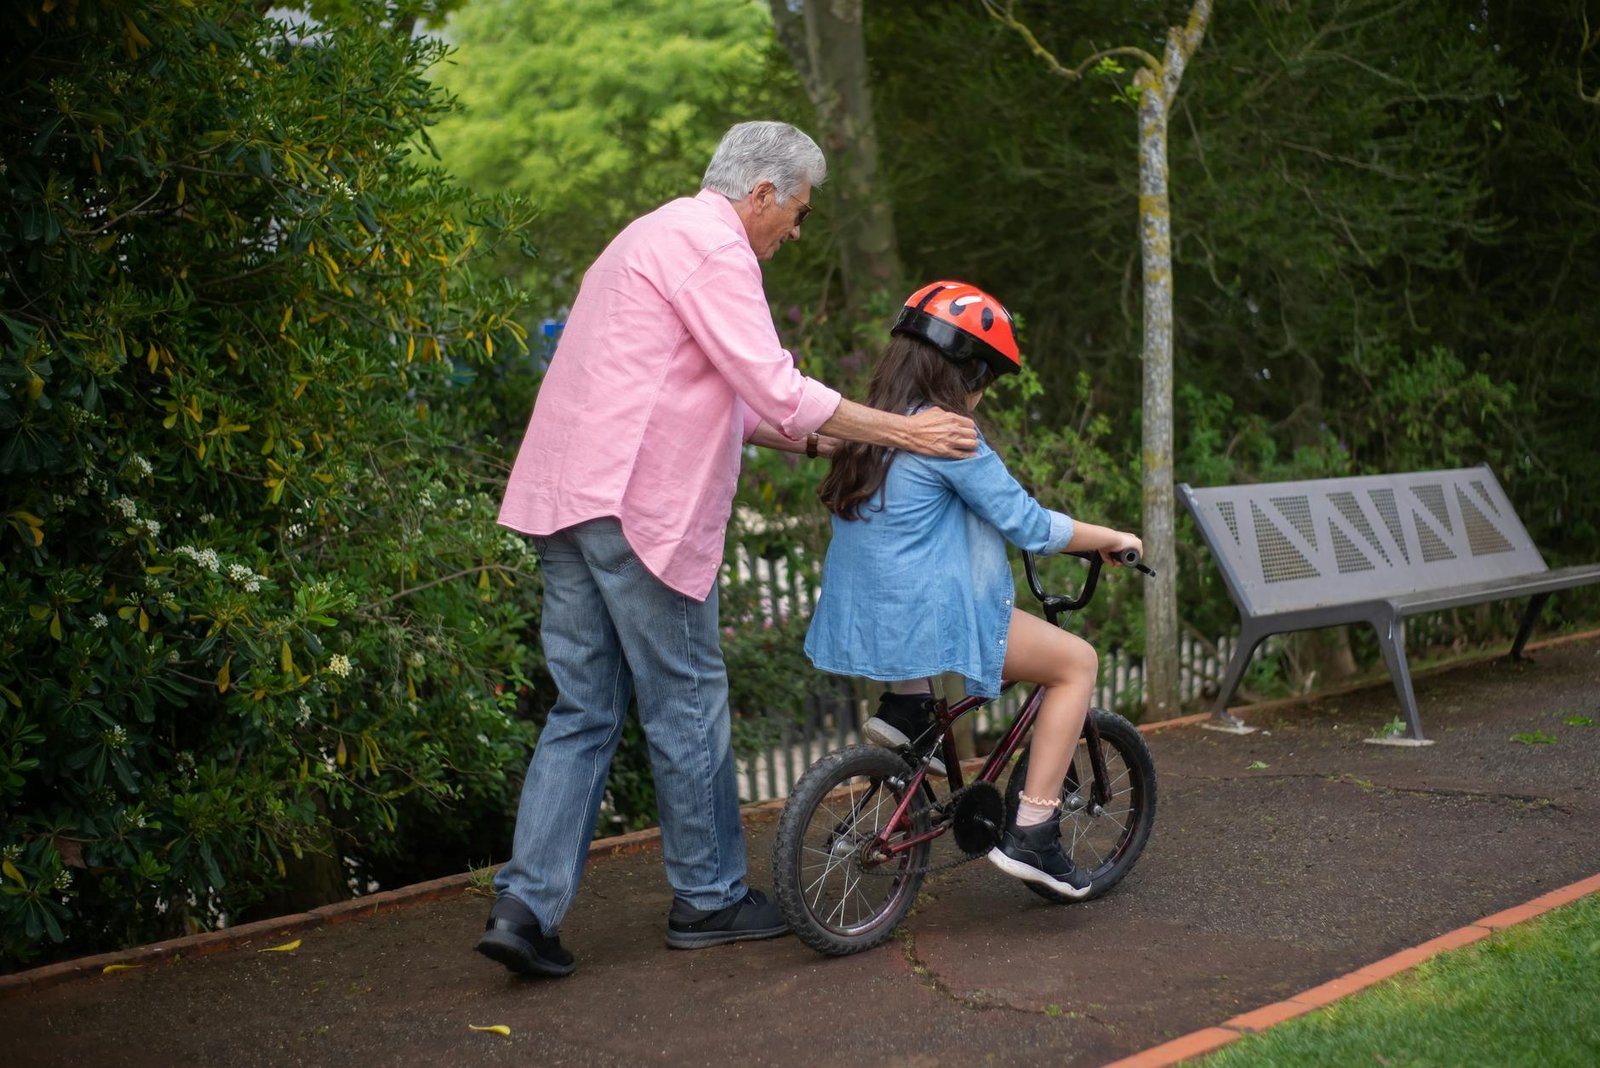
[804,280,1142,898]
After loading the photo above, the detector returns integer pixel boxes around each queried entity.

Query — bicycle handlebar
[1022,547,1155,622]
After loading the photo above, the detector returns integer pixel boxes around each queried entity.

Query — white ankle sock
[1015,800,1057,827]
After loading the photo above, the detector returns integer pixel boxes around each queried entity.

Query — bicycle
[771,548,1158,957]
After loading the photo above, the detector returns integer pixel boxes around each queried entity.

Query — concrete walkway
[6,636,1599,1067]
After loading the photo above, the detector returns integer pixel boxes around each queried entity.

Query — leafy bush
[0,1,539,967]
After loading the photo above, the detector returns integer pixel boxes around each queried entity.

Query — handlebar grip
[1114,546,1157,576]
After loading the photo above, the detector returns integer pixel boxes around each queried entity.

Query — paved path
[8,637,1599,1067]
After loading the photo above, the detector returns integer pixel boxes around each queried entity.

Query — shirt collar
[695,188,751,252]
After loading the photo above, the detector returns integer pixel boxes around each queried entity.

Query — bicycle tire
[1003,708,1156,904]
[772,745,931,957]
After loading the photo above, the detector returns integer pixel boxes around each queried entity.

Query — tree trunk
[1137,2,1212,720]
[769,0,902,306]
[1136,69,1182,720]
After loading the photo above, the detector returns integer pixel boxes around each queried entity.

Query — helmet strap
[956,358,993,393]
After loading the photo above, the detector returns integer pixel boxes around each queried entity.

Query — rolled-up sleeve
[931,438,1073,554]
[671,243,841,439]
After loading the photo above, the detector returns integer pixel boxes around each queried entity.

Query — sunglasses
[753,184,812,227]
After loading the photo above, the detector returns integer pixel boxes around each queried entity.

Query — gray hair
[701,121,826,204]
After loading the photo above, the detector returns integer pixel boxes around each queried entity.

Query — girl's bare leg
[1000,609,1098,804]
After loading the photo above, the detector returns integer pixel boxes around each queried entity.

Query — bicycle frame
[863,551,1121,859]
[864,681,1114,857]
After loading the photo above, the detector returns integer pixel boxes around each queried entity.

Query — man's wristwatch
[806,433,820,459]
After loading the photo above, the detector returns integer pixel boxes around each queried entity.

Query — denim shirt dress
[803,432,1073,699]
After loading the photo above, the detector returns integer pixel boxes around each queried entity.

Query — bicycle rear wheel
[772,745,931,956]
[1003,708,1156,904]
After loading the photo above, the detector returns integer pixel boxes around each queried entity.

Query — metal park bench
[1177,466,1600,743]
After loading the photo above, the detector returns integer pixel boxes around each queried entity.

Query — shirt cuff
[1045,511,1074,555]
[776,379,842,441]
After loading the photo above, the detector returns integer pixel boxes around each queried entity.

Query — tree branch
[1580,8,1600,105]
[980,0,1160,81]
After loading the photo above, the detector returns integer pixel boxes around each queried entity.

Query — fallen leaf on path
[468,1024,512,1036]
[258,939,301,953]
[101,964,142,974]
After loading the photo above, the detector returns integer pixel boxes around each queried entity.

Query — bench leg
[1207,622,1266,733]
[1509,593,1549,661]
[1373,614,1428,743]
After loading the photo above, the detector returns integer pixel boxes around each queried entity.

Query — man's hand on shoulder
[901,407,979,459]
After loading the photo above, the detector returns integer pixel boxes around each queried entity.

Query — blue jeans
[493,518,748,930]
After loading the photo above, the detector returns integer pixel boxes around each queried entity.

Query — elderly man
[477,121,978,977]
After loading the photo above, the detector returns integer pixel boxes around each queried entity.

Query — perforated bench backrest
[1180,467,1548,617]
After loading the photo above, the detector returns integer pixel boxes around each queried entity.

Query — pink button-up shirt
[498,189,842,601]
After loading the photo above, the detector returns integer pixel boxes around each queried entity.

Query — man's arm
[749,401,978,459]
[817,397,979,459]
[747,421,836,456]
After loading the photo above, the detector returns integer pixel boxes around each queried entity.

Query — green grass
[1194,893,1600,1067]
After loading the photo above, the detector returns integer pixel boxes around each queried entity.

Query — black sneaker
[862,692,947,775]
[986,820,1093,899]
[475,895,577,977]
[665,888,789,950]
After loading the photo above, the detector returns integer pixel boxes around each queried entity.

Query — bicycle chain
[847,782,997,879]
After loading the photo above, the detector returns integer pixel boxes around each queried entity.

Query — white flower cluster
[54,870,73,891]
[90,613,108,628]
[112,497,138,519]
[175,545,221,573]
[130,455,153,478]
[296,696,313,726]
[199,513,215,524]
[284,523,306,540]
[229,564,264,592]
[327,653,353,678]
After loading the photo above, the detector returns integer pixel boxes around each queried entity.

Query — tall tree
[984,0,1213,720]
[768,0,903,306]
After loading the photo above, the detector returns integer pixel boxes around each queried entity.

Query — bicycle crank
[951,781,1005,855]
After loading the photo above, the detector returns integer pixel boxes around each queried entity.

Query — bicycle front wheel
[772,745,931,956]
[1004,708,1156,904]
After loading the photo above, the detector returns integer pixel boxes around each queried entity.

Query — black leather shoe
[986,819,1093,899]
[665,888,789,949]
[476,895,576,977]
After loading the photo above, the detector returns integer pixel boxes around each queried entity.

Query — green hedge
[0,1,538,967]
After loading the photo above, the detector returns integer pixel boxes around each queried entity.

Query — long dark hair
[818,334,994,520]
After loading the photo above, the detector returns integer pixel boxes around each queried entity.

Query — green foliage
[0,1,540,966]
[1511,730,1558,746]
[428,0,780,317]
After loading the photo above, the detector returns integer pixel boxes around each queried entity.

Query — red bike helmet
[892,280,1021,385]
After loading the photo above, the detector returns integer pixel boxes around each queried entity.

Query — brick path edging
[1097,872,1600,1068]
[0,629,1588,1001]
